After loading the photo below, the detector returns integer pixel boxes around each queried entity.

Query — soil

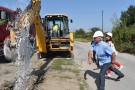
[0,54,91,90]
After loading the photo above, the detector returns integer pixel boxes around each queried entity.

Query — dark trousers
[93,51,96,62]
[98,63,124,90]
[93,51,99,68]
[98,63,110,90]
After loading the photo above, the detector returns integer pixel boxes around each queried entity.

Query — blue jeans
[98,63,124,90]
[98,63,110,90]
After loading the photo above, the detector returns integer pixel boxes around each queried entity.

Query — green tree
[120,5,135,26]
[89,27,101,32]
[75,28,85,35]
[88,27,101,38]
[111,12,135,54]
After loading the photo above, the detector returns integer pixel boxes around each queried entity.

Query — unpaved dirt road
[74,41,135,90]
[0,41,135,90]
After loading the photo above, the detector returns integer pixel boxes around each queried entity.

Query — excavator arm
[4,0,46,61]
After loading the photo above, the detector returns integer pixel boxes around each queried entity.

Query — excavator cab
[42,14,74,58]
[44,14,72,38]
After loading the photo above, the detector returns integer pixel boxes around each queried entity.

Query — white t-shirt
[107,41,117,55]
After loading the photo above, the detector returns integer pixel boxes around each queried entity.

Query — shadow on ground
[106,77,120,82]
[0,56,11,64]
[46,51,72,58]
[30,51,70,89]
[0,52,71,89]
[84,70,99,89]
[83,70,120,90]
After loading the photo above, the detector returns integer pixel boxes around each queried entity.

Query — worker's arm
[88,42,95,64]
[88,50,93,64]
[111,52,116,68]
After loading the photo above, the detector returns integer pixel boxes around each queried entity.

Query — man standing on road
[88,31,124,90]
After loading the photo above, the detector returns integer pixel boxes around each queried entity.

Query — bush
[112,24,135,54]
[120,42,134,54]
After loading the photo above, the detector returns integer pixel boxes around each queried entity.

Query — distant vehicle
[4,0,74,61]
[0,6,17,57]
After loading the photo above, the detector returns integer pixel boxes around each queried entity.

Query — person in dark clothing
[91,40,99,68]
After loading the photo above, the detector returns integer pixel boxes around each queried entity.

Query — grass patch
[59,76,72,79]
[73,70,89,90]
[51,58,89,90]
[31,68,38,71]
[51,59,74,70]
[78,77,89,90]
[72,69,80,76]
[53,75,72,79]
[63,60,73,65]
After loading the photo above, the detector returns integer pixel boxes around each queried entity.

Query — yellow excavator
[40,14,74,58]
[4,0,74,61]
[4,0,46,60]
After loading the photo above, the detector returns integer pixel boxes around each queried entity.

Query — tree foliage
[75,28,85,35]
[111,5,135,54]
[74,28,88,38]
[74,27,101,41]
[120,5,135,26]
[89,27,101,32]
[88,27,102,38]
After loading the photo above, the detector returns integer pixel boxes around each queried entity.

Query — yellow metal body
[44,14,74,57]
[7,0,47,54]
[70,32,74,53]
[7,1,73,58]
[46,14,68,17]
[48,32,74,52]
[35,16,47,53]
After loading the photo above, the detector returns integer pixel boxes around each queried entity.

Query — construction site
[0,0,89,90]
[1,0,135,90]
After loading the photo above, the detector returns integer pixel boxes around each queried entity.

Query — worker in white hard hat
[87,31,124,90]
[106,32,123,77]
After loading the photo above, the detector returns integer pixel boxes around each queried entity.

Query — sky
[0,0,135,32]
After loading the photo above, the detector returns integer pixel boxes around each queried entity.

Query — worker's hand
[110,63,115,68]
[88,58,93,64]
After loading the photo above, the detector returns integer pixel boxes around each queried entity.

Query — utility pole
[102,10,103,32]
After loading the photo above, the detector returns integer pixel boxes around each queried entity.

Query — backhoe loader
[4,0,47,61]
[4,0,74,61]
[39,14,74,58]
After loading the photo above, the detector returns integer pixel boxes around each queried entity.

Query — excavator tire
[70,53,74,58]
[41,52,46,58]
[37,53,40,59]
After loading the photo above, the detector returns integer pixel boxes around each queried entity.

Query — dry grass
[50,58,89,90]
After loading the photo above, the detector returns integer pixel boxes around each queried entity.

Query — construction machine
[40,14,74,58]
[4,0,74,61]
[0,6,19,57]
[4,0,47,61]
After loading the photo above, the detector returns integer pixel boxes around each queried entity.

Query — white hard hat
[93,31,103,37]
[106,32,112,37]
